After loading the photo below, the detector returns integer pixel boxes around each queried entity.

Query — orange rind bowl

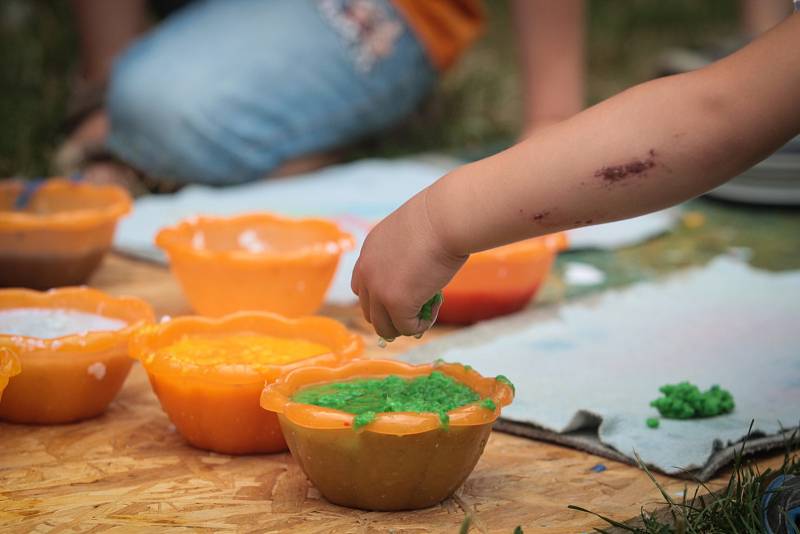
[0,178,131,289]
[155,213,354,317]
[260,359,514,511]
[130,311,363,455]
[0,287,155,423]
[438,232,568,324]
[0,346,21,402]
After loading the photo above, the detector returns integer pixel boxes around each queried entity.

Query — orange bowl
[438,232,568,324]
[0,287,155,423]
[260,359,514,511]
[0,346,20,402]
[155,213,354,317]
[0,178,131,289]
[130,312,363,455]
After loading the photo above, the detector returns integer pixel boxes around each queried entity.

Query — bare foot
[81,161,147,195]
[71,110,109,143]
[54,109,109,177]
[54,110,149,196]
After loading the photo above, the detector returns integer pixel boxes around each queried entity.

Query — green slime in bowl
[292,370,491,429]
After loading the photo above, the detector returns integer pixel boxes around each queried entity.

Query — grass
[569,425,800,533]
[0,0,740,178]
[0,1,74,178]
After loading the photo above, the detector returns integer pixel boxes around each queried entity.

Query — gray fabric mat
[400,258,800,481]
[492,421,791,481]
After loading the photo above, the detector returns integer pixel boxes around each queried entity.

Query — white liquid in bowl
[0,308,128,339]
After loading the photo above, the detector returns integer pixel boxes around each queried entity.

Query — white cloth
[401,258,800,475]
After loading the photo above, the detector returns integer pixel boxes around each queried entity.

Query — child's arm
[352,13,800,339]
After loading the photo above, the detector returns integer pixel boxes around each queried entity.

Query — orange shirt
[391,0,485,70]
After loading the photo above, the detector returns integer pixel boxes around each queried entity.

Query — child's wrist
[423,174,471,259]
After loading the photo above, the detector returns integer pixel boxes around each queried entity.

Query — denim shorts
[106,0,436,185]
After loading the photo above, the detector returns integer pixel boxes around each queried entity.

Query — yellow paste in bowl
[156,334,331,371]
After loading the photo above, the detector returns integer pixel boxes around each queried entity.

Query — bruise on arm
[593,149,658,185]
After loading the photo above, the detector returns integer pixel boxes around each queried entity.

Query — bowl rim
[0,287,155,354]
[0,346,21,401]
[155,212,355,264]
[130,311,364,386]
[0,178,131,231]
[260,359,514,436]
[0,346,20,379]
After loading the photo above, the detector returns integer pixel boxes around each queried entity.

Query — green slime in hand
[378,292,443,346]
[419,291,443,322]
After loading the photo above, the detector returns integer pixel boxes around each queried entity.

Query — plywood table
[0,255,785,533]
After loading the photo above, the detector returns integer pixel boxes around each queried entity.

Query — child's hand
[351,189,467,339]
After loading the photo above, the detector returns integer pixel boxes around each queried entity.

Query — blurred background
[0,0,744,178]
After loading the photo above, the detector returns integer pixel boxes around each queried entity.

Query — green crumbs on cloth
[651,382,735,419]
[292,371,484,429]
[646,417,660,429]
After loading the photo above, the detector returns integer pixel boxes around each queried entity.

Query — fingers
[412,294,442,335]
[370,298,400,340]
[414,301,442,338]
[358,283,371,325]
[428,293,443,324]
[385,301,431,339]
[350,259,361,296]
[354,257,441,338]
[352,260,371,324]
[382,287,435,337]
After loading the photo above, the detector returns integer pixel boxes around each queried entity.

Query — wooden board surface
[0,254,785,533]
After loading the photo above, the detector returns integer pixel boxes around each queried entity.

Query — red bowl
[438,233,567,324]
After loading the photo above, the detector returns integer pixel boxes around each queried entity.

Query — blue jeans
[107,0,436,185]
